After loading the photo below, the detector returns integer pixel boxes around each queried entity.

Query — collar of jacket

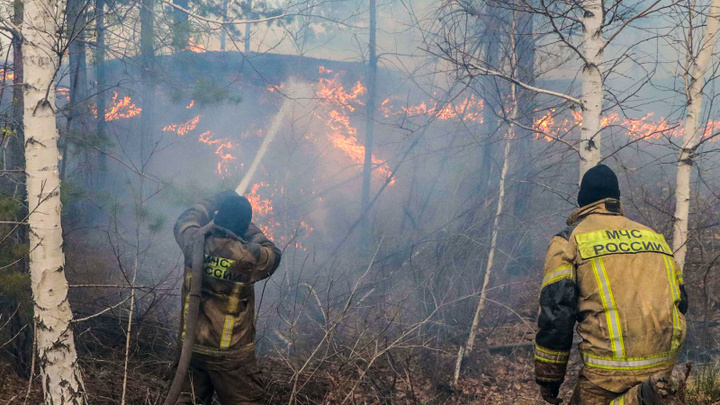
[207,222,247,242]
[566,198,623,226]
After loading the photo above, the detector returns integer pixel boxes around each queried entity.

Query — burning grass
[89,92,142,121]
[314,70,395,183]
[532,109,720,143]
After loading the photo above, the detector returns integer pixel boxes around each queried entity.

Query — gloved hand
[245,242,262,259]
[540,382,562,404]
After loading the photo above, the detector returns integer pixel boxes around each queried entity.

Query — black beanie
[214,195,253,237]
[578,164,620,207]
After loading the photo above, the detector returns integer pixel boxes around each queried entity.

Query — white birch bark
[23,0,87,403]
[579,0,604,178]
[673,0,720,272]
[452,11,519,386]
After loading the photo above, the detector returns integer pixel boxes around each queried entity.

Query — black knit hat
[578,164,620,207]
[214,195,253,237]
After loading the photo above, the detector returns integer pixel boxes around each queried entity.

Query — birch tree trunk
[673,0,720,272]
[23,0,87,403]
[453,10,519,386]
[579,0,604,178]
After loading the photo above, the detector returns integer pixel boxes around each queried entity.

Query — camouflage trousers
[175,349,267,405]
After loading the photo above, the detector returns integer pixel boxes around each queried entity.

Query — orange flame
[247,183,273,217]
[186,100,195,109]
[245,182,313,249]
[198,130,236,176]
[0,69,14,82]
[246,182,276,239]
[163,115,200,135]
[314,71,394,183]
[531,110,699,141]
[56,87,70,100]
[90,92,142,120]
[391,95,484,123]
[187,41,207,53]
[316,73,366,112]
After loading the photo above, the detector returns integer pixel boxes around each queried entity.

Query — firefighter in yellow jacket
[535,165,688,405]
[174,191,281,404]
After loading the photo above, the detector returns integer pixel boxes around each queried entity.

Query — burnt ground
[0,330,710,404]
[0,320,580,405]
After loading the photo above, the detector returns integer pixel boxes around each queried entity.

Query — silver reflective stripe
[535,346,570,364]
[590,258,625,358]
[582,351,677,370]
[542,265,574,288]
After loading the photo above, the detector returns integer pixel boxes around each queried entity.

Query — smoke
[236,79,315,195]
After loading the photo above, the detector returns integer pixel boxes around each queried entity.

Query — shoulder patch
[555,224,578,241]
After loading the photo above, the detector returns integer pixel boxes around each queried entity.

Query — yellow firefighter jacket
[174,197,281,360]
[535,199,688,393]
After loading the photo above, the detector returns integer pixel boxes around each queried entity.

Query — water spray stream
[236,79,311,195]
[164,80,311,405]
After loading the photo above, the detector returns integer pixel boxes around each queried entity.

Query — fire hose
[164,80,307,404]
[163,223,211,405]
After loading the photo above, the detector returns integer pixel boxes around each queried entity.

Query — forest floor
[0,321,580,405]
[1,323,715,404]
[0,347,565,404]
[0,345,713,404]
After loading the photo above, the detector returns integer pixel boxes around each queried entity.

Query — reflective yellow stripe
[582,350,678,370]
[534,355,567,364]
[192,344,228,356]
[611,396,625,405]
[671,306,681,350]
[669,255,684,284]
[534,345,570,364]
[181,273,192,341]
[219,283,242,348]
[535,346,569,357]
[591,258,625,358]
[663,256,682,350]
[181,296,190,340]
[664,256,680,300]
[576,229,672,259]
[542,265,575,288]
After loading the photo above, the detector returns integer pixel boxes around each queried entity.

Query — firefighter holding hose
[535,165,688,405]
[170,190,281,404]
